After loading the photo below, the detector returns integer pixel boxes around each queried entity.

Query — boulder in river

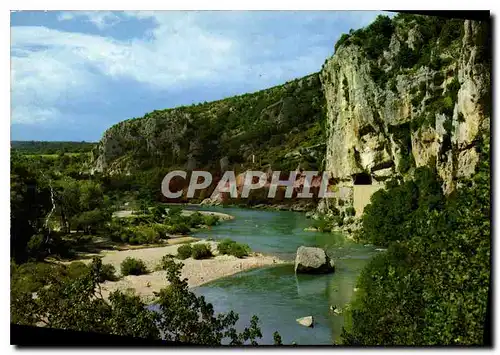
[296,316,314,327]
[295,246,335,274]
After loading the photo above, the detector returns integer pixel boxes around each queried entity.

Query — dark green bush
[158,254,175,270]
[227,243,250,258]
[217,239,251,258]
[100,263,118,282]
[176,244,193,260]
[167,206,183,217]
[191,244,213,260]
[187,212,205,228]
[120,257,148,276]
[203,215,220,226]
[361,166,444,246]
[345,207,356,217]
[167,222,190,235]
[66,261,89,279]
[11,262,65,294]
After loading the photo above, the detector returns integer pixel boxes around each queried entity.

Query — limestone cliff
[319,15,490,218]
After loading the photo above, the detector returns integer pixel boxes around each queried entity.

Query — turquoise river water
[174,205,380,345]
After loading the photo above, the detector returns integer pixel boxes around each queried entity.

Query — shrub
[203,215,220,226]
[313,217,332,232]
[11,262,65,294]
[177,244,193,260]
[217,239,251,258]
[167,222,190,235]
[227,243,250,258]
[335,33,351,52]
[217,239,236,255]
[167,206,183,217]
[100,263,118,282]
[130,226,161,244]
[187,212,205,228]
[158,254,175,270]
[191,244,213,260]
[66,261,89,279]
[152,224,171,239]
[360,166,444,247]
[345,207,356,217]
[120,257,148,276]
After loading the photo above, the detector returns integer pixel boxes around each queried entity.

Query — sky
[10,10,391,142]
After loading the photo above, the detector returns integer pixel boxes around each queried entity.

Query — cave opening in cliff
[353,173,372,185]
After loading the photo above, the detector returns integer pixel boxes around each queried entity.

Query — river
[180,205,379,345]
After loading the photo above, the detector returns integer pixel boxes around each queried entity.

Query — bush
[313,217,332,232]
[217,239,236,255]
[129,226,161,245]
[158,254,175,270]
[166,222,190,235]
[66,261,90,279]
[217,239,250,258]
[345,207,356,217]
[191,244,213,260]
[167,206,183,217]
[11,262,65,294]
[361,167,444,246]
[152,224,171,239]
[228,243,250,258]
[100,263,118,282]
[120,257,149,276]
[177,244,193,260]
[187,212,205,228]
[203,215,220,226]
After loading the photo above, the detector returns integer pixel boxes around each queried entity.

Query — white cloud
[58,11,122,30]
[11,11,386,125]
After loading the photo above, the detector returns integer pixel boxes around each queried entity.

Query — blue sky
[11,10,390,142]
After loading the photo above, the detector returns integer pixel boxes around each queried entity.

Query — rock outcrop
[295,246,335,274]
[296,316,314,327]
[319,16,490,220]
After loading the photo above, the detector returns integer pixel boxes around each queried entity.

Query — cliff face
[92,73,325,175]
[320,16,490,198]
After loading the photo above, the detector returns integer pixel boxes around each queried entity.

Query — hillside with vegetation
[92,73,326,175]
[11,141,96,155]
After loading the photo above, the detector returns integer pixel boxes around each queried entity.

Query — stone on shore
[303,227,318,232]
[296,316,314,327]
[295,246,335,274]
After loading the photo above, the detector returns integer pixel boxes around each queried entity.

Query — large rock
[295,246,335,274]
[296,316,314,327]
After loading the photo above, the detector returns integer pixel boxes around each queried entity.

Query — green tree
[12,257,277,345]
[342,140,490,345]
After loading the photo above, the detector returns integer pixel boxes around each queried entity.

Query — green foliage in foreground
[11,257,281,345]
[217,239,251,258]
[342,141,490,345]
[120,257,149,276]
